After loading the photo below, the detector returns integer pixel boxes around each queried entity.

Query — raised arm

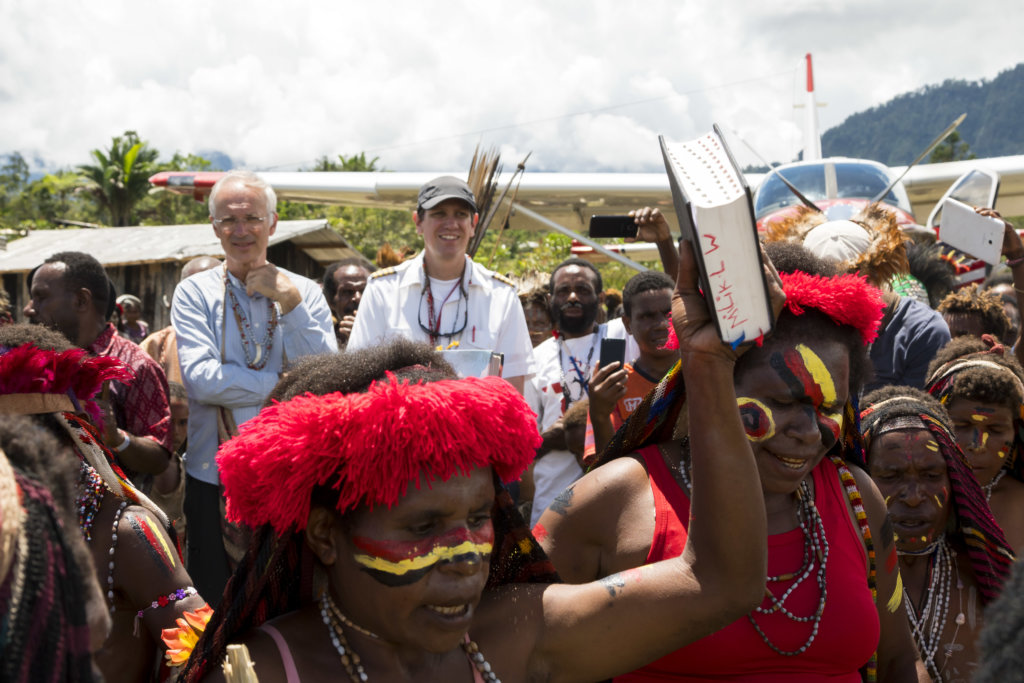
[522,240,770,682]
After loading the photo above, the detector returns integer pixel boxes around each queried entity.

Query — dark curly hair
[926,336,1024,409]
[321,258,373,303]
[264,338,456,405]
[621,271,673,317]
[937,284,1013,345]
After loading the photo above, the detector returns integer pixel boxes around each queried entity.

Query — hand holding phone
[599,338,626,370]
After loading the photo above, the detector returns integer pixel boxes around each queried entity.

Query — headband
[218,375,541,535]
[926,359,1024,402]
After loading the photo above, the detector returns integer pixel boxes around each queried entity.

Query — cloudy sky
[2,0,1023,175]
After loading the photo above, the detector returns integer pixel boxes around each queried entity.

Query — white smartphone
[938,198,1004,265]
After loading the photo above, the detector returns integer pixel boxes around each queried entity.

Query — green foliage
[276,153,419,263]
[929,131,975,163]
[136,152,213,226]
[822,64,1024,164]
[77,130,159,226]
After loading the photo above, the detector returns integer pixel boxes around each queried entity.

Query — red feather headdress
[217,375,541,535]
[779,270,885,345]
[0,343,134,424]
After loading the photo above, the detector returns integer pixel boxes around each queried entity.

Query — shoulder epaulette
[491,272,516,288]
[370,267,397,280]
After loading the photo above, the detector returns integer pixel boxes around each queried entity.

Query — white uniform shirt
[347,252,535,379]
[526,322,632,525]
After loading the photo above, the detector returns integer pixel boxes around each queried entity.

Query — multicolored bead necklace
[77,462,108,541]
[318,592,500,682]
[224,266,278,370]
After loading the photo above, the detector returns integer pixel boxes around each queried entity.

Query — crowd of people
[3,168,1024,682]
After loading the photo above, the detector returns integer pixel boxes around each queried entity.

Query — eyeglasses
[213,215,267,229]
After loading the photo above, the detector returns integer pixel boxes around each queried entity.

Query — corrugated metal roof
[0,219,363,273]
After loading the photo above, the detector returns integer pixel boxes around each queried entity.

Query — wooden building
[0,219,367,330]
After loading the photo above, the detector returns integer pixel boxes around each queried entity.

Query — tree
[77,131,159,226]
[929,131,976,163]
[0,152,29,215]
[137,152,214,226]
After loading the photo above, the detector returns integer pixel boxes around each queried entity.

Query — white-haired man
[171,170,336,603]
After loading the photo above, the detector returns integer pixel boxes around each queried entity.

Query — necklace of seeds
[677,445,830,656]
[76,462,108,541]
[105,500,128,613]
[224,267,278,370]
[904,537,962,680]
[319,592,499,682]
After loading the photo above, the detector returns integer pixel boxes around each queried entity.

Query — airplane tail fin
[801,53,823,161]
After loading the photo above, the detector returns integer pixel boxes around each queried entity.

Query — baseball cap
[417,176,477,213]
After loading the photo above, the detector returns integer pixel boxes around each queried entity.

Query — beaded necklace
[676,446,829,655]
[223,266,278,370]
[77,462,108,541]
[318,592,500,682]
[105,500,128,613]
[983,469,1007,503]
[904,537,963,680]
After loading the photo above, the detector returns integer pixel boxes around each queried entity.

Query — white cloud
[1,0,1023,175]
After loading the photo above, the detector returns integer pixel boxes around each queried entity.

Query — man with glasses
[171,170,335,604]
[347,176,534,393]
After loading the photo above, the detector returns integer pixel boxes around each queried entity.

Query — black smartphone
[589,215,638,238]
[599,338,626,369]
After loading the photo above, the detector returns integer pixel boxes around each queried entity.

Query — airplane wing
[901,154,1024,218]
[150,153,1024,235]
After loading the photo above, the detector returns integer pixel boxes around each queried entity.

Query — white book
[660,126,774,346]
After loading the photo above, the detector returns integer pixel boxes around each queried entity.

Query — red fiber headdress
[218,375,541,535]
[0,343,134,424]
[779,270,885,345]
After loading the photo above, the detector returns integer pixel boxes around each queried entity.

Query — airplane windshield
[754,161,902,218]
[755,166,827,217]
[833,163,898,203]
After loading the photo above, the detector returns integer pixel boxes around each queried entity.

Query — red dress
[615,446,879,682]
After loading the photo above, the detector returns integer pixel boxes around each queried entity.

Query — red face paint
[351,523,494,587]
[737,397,775,442]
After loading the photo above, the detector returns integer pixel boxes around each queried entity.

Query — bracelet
[1007,255,1024,268]
[114,429,131,452]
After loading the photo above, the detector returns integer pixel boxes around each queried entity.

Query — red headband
[779,270,885,345]
[217,375,541,534]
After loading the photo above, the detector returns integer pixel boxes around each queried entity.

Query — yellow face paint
[736,396,776,442]
[351,526,493,587]
[887,571,904,613]
[925,440,939,452]
[795,344,837,404]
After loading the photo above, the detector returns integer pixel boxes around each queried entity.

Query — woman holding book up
[538,239,924,681]
[176,236,772,683]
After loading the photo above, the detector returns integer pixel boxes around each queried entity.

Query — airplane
[149,54,1024,271]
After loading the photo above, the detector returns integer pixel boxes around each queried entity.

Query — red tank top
[616,446,879,682]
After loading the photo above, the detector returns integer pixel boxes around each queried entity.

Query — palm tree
[78,131,158,226]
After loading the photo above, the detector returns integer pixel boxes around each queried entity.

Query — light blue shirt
[172,266,337,485]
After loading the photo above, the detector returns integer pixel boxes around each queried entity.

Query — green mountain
[822,64,1024,165]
